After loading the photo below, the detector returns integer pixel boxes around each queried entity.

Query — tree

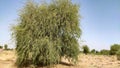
[100,49,110,55]
[91,49,96,54]
[116,50,120,60]
[96,50,99,53]
[0,46,3,49]
[110,44,120,55]
[4,44,8,50]
[12,0,81,67]
[95,50,101,55]
[82,45,89,54]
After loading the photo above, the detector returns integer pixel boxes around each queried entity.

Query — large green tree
[110,44,120,55]
[12,0,81,67]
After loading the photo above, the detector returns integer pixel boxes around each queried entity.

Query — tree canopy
[12,0,81,67]
[110,44,120,55]
[82,45,89,54]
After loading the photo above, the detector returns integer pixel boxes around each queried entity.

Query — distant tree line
[81,44,120,60]
[0,44,13,50]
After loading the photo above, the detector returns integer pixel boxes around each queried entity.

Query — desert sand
[0,50,120,68]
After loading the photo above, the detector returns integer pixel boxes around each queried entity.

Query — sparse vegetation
[12,0,81,67]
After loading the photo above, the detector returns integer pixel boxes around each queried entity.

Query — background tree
[116,50,120,60]
[110,44,120,55]
[12,0,81,67]
[100,49,110,55]
[91,49,96,54]
[0,46,3,49]
[82,45,89,54]
[4,44,8,50]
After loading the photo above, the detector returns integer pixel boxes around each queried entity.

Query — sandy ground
[0,50,120,68]
[0,50,16,68]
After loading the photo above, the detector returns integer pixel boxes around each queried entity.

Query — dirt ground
[0,50,120,68]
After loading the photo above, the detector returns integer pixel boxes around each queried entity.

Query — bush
[4,44,8,50]
[95,50,101,55]
[91,49,96,54]
[0,46,3,49]
[100,49,110,55]
[116,50,120,60]
[110,44,120,55]
[82,45,89,54]
[12,0,81,67]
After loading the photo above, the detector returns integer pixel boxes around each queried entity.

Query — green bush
[0,46,3,49]
[82,45,89,54]
[110,44,120,55]
[4,44,8,50]
[100,49,110,55]
[95,50,101,55]
[12,0,81,67]
[91,49,96,54]
[116,50,120,60]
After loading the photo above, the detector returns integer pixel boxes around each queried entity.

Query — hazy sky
[0,0,120,50]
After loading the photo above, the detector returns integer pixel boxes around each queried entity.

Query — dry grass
[0,50,16,68]
[78,54,120,68]
[0,50,120,68]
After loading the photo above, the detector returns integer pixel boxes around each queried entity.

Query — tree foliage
[100,49,110,55]
[12,0,81,67]
[4,44,8,50]
[91,49,96,54]
[116,50,120,60]
[82,45,89,54]
[110,44,120,55]
[0,46,3,49]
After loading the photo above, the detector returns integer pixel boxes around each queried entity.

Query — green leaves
[110,44,120,55]
[12,0,81,67]
[116,50,120,60]
[82,45,90,54]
